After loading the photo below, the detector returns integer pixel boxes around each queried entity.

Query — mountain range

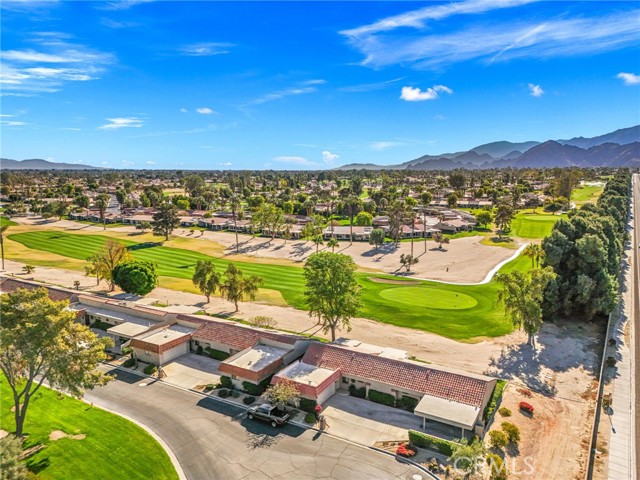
[338,125,640,170]
[1,158,104,170]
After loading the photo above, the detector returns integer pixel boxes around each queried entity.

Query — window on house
[231,375,237,380]
[145,350,150,356]
[194,340,200,346]
[342,377,348,384]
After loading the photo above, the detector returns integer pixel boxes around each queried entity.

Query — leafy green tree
[495,267,556,347]
[494,201,515,237]
[433,231,449,250]
[192,259,221,303]
[489,430,508,449]
[354,211,373,226]
[448,438,485,477]
[369,228,385,251]
[112,261,158,296]
[74,194,90,209]
[304,252,361,341]
[475,210,492,229]
[420,191,433,207]
[94,193,111,229]
[0,434,29,480]
[85,239,132,291]
[265,380,300,407]
[152,201,181,240]
[0,288,112,437]
[446,192,458,208]
[220,263,263,312]
[136,221,151,233]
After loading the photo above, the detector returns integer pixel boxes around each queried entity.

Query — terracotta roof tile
[302,343,488,407]
[193,321,300,351]
[0,277,78,303]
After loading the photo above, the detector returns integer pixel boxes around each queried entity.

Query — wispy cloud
[125,124,218,138]
[146,160,156,165]
[339,77,404,93]
[99,117,144,130]
[341,2,639,69]
[98,0,155,11]
[322,150,339,165]
[246,86,317,106]
[0,34,114,94]
[180,42,234,57]
[528,83,544,97]
[196,107,214,114]
[274,156,318,167]
[0,120,28,127]
[370,141,405,150]
[301,79,326,86]
[220,162,232,166]
[1,0,60,12]
[400,85,452,101]
[617,72,640,85]
[101,18,140,29]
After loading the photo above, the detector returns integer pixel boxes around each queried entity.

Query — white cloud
[98,0,155,11]
[274,156,319,167]
[196,107,214,114]
[180,108,188,113]
[247,86,317,106]
[400,85,453,101]
[220,162,232,166]
[617,72,640,85]
[180,42,234,56]
[339,77,404,93]
[370,141,404,150]
[0,120,28,126]
[341,4,640,69]
[99,117,144,130]
[146,161,156,165]
[301,79,326,85]
[322,150,339,164]
[528,83,544,97]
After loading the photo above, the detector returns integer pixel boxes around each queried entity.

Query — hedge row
[299,398,318,413]
[368,389,395,407]
[483,379,507,423]
[348,385,366,398]
[205,347,230,361]
[242,377,272,396]
[408,430,455,456]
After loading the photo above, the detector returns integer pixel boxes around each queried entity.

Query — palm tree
[230,195,241,253]
[523,244,544,268]
[313,234,324,253]
[219,263,263,312]
[327,238,339,253]
[0,223,9,270]
[346,196,361,245]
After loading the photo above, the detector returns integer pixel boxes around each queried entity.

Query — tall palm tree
[523,244,537,268]
[230,195,241,253]
[0,223,9,270]
[327,238,339,253]
[313,234,324,253]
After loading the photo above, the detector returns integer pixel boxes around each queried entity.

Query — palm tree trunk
[423,213,427,253]
[0,238,4,270]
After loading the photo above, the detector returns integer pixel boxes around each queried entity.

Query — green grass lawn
[0,376,178,480]
[8,230,530,340]
[572,184,603,205]
[510,211,566,239]
[1,216,19,227]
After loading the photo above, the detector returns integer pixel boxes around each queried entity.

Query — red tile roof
[0,277,78,303]
[302,343,489,407]
[193,321,300,351]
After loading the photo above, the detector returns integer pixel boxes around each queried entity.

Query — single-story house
[274,343,497,435]
[322,225,372,241]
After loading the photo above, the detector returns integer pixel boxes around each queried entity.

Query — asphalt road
[632,173,639,480]
[84,369,423,480]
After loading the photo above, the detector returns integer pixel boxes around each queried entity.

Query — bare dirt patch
[0,429,8,439]
[49,430,86,441]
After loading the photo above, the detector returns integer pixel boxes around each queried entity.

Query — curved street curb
[391,243,528,286]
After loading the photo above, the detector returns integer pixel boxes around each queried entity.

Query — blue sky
[1,0,639,169]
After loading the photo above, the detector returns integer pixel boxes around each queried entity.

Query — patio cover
[414,394,480,430]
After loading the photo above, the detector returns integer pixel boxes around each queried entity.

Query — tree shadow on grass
[127,242,163,251]
[26,456,50,474]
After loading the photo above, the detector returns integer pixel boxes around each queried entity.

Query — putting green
[379,286,478,310]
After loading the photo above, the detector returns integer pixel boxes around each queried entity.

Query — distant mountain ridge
[337,125,640,170]
[1,158,104,170]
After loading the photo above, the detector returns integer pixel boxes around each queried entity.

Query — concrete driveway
[85,369,424,480]
[162,353,221,390]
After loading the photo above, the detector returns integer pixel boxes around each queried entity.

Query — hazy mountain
[336,125,639,170]
[468,140,540,158]
[558,125,640,149]
[1,158,104,170]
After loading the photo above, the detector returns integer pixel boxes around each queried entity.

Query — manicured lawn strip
[571,184,603,205]
[510,212,566,239]
[1,217,18,227]
[0,376,178,480]
[8,230,529,339]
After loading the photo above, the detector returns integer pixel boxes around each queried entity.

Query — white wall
[159,342,189,364]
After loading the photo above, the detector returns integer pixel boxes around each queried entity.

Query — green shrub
[243,396,256,405]
[299,398,318,413]
[368,389,395,407]
[218,389,229,398]
[242,377,272,396]
[489,430,508,449]
[348,384,366,398]
[204,384,215,392]
[220,376,233,389]
[408,430,455,456]
[397,395,419,412]
[205,347,230,361]
[143,364,157,375]
[304,413,317,424]
[501,422,520,445]
[483,380,507,423]
[123,358,135,368]
[90,319,110,331]
[498,407,511,417]
[196,345,203,354]
[121,346,132,355]
[232,390,240,398]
